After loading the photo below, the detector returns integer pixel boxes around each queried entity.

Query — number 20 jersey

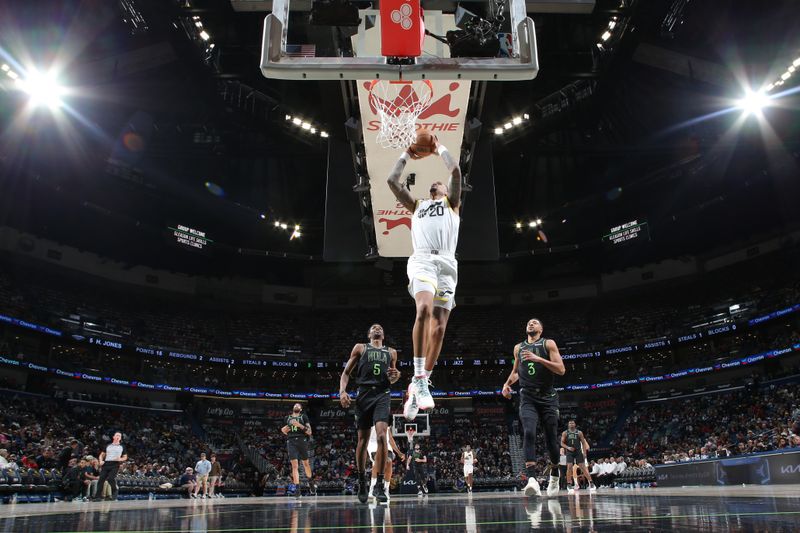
[411,197,460,255]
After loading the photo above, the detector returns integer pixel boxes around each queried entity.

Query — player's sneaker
[588,483,597,492]
[372,482,388,503]
[412,376,435,410]
[467,486,472,493]
[403,383,419,420]
[546,476,560,497]
[524,477,541,497]
[421,483,428,495]
[357,476,369,504]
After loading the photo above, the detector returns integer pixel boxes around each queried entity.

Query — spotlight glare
[737,89,769,116]
[280,223,288,230]
[523,113,530,120]
[536,218,542,225]
[310,127,316,134]
[528,221,536,228]
[285,114,291,121]
[301,122,311,130]
[0,64,8,72]
[781,72,791,80]
[295,224,301,230]
[320,131,329,138]
[512,116,522,125]
[274,221,280,227]
[601,31,611,41]
[608,20,616,29]
[292,117,301,126]
[199,30,210,41]
[789,66,796,74]
[259,213,266,220]
[514,222,522,229]
[21,69,64,109]
[794,58,800,67]
[494,127,503,135]
[503,122,512,130]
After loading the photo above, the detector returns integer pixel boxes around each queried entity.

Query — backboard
[393,413,430,437]
[260,0,539,80]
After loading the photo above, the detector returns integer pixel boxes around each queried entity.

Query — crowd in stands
[0,376,796,500]
[0,392,251,501]
[607,383,800,464]
[0,247,798,368]
[239,411,517,492]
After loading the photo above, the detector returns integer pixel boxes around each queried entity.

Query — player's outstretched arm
[387,348,400,384]
[386,152,417,213]
[434,140,462,210]
[388,432,405,462]
[579,431,590,453]
[339,344,364,408]
[502,344,521,398]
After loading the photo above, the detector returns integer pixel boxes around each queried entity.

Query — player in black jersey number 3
[339,324,400,504]
[502,318,566,497]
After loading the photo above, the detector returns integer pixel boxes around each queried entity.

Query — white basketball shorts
[407,252,458,311]
[463,465,473,477]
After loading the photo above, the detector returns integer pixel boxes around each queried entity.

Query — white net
[368,80,434,150]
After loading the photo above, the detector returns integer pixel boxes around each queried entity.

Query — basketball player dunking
[386,135,462,420]
[502,318,565,497]
[339,324,400,503]
[461,444,477,493]
[561,420,596,493]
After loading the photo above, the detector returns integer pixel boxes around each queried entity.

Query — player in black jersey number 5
[339,324,400,504]
[502,318,565,498]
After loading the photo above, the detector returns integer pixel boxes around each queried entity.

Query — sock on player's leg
[384,480,390,493]
[424,369,432,379]
[369,477,377,493]
[413,357,425,377]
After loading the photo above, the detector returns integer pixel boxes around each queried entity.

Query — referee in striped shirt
[93,432,128,501]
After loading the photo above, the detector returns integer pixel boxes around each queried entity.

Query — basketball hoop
[368,79,434,150]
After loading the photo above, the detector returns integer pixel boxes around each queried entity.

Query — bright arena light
[737,89,769,116]
[20,69,64,109]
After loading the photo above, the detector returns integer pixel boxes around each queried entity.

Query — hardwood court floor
[1,485,799,531]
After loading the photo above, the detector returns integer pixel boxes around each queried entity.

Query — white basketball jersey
[463,451,474,467]
[411,197,460,255]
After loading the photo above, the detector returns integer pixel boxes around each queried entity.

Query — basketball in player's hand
[408,130,437,159]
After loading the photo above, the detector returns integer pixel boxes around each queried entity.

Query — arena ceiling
[0,0,798,285]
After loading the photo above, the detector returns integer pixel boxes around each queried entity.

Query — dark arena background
[1,0,800,531]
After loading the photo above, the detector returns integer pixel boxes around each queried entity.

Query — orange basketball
[409,129,437,158]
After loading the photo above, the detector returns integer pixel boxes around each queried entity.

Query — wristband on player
[399,151,411,163]
[437,144,457,172]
